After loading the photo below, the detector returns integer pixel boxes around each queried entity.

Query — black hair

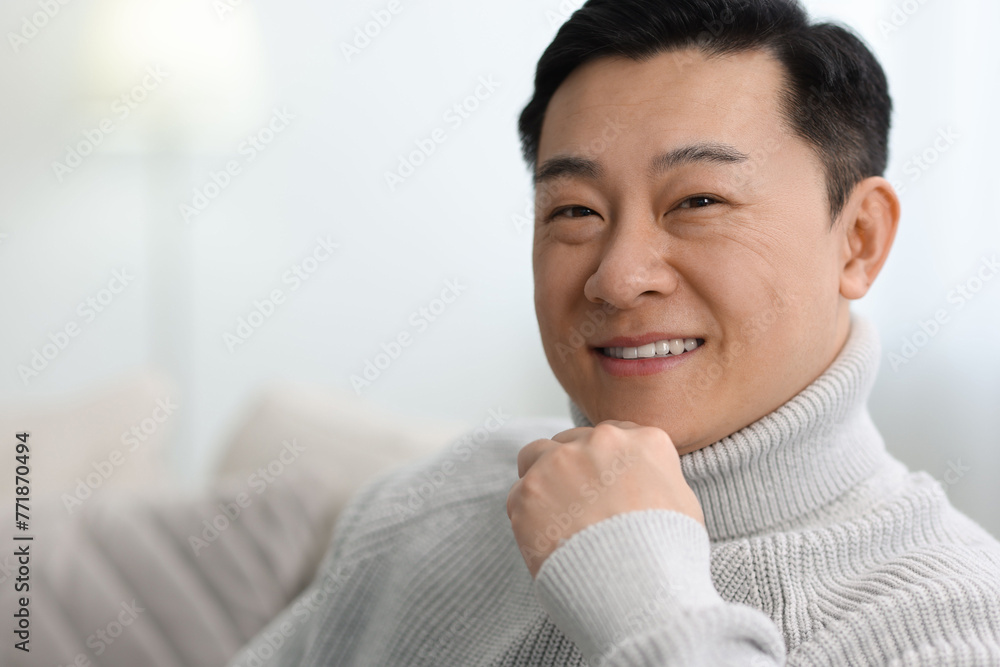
[517,0,892,222]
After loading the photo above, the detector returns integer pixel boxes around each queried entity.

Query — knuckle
[507,485,524,523]
[591,428,625,454]
[547,443,577,464]
[591,422,620,440]
[518,470,546,497]
[517,438,543,461]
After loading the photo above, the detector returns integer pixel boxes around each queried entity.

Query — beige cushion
[211,380,471,535]
[0,468,333,667]
[0,369,176,506]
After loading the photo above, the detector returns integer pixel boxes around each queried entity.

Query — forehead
[537,48,792,168]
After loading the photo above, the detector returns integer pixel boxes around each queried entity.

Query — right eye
[678,195,719,209]
[548,206,598,221]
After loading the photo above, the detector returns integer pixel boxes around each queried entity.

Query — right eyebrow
[534,155,604,187]
[533,141,751,187]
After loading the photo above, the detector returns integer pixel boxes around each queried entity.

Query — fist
[506,420,705,578]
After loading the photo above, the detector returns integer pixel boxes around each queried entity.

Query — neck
[569,312,897,541]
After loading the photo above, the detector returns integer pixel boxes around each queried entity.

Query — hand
[506,420,705,578]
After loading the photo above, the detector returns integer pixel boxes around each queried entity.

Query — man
[231,1,1000,665]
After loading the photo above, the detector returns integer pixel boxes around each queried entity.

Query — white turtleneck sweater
[229,313,1000,666]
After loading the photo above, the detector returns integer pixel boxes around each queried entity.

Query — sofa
[0,371,471,666]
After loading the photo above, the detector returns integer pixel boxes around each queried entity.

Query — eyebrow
[533,141,751,186]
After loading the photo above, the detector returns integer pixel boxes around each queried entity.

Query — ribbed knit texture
[230,313,1000,666]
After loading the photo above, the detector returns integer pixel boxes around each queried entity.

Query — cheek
[677,235,800,356]
[534,242,590,303]
[533,251,575,336]
[679,232,786,302]
[533,258,560,318]
[533,248,598,372]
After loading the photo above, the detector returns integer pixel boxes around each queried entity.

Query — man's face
[533,47,854,455]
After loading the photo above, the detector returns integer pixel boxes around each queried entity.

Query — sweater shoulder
[782,455,1000,566]
[726,471,1000,660]
[323,415,574,554]
[907,471,1000,574]
[871,469,1000,563]
[790,480,1000,665]
[803,469,1000,582]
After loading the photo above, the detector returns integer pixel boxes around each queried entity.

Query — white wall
[1,0,997,536]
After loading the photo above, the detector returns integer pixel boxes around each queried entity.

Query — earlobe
[839,177,900,300]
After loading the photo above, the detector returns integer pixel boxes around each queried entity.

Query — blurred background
[1,0,998,543]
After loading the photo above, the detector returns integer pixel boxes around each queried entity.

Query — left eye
[550,206,598,220]
[678,196,718,209]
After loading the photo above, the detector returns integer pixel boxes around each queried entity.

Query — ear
[837,176,900,300]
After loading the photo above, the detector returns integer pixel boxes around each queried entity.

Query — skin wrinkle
[532,47,898,456]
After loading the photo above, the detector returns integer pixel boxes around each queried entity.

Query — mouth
[591,336,706,377]
[597,337,705,359]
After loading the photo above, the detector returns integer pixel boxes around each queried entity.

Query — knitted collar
[569,312,895,542]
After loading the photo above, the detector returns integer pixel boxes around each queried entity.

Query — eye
[678,195,719,209]
[549,205,599,221]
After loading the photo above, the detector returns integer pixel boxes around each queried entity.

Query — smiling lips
[600,337,705,359]
[591,335,705,377]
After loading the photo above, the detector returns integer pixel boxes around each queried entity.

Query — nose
[583,219,679,310]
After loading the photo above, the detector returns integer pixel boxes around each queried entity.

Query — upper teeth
[604,338,702,359]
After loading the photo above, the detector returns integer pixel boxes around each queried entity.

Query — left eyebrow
[646,141,750,178]
[533,141,751,187]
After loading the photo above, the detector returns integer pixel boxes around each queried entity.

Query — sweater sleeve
[224,466,395,667]
[533,508,787,667]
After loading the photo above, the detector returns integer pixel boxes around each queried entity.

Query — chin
[591,402,680,434]
[615,399,723,447]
